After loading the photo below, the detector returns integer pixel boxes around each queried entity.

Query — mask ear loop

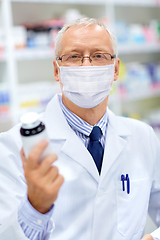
[113,58,116,74]
[56,60,60,69]
[55,61,62,88]
[56,60,63,81]
[113,58,116,66]
[110,58,116,88]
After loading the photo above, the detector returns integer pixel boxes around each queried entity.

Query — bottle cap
[20,112,40,129]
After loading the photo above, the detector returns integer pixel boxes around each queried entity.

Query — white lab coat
[0,94,160,240]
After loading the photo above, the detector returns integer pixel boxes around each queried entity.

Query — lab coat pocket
[116,178,150,237]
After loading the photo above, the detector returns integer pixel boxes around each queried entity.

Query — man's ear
[53,60,60,82]
[114,58,120,82]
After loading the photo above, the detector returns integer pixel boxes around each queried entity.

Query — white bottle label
[21,129,52,162]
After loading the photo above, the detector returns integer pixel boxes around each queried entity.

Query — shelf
[14,48,55,60]
[118,42,160,55]
[13,43,160,61]
[11,0,160,7]
[112,0,160,7]
[1,43,160,60]
[11,0,106,5]
[110,85,160,103]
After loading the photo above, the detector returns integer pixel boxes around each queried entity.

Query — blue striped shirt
[18,194,54,239]
[18,95,108,240]
[59,95,108,149]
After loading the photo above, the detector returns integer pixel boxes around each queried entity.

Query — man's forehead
[60,24,112,53]
[63,24,109,38]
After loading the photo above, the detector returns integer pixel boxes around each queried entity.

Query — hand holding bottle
[20,112,64,213]
[21,140,64,214]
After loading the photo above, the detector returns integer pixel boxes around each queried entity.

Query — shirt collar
[59,95,108,137]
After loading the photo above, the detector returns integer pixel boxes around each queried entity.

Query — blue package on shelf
[0,91,10,106]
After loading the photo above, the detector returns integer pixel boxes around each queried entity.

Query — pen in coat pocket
[121,174,130,194]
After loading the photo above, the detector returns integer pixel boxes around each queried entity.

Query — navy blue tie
[87,126,104,174]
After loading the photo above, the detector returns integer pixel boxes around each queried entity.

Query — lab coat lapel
[100,109,132,182]
[60,135,99,182]
[45,94,99,183]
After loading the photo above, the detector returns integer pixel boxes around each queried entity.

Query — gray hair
[54,17,117,57]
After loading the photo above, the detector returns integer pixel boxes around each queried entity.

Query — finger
[38,153,58,176]
[20,148,27,168]
[42,166,59,184]
[27,140,49,170]
[51,174,64,193]
[141,235,154,240]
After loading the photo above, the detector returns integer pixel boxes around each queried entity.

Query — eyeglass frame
[56,53,116,65]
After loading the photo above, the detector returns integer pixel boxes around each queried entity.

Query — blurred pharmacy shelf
[0,81,60,131]
[0,51,5,61]
[113,0,160,7]
[9,0,160,7]
[17,81,60,116]
[11,0,106,4]
[14,43,160,60]
[0,0,160,144]
[14,48,55,60]
[0,42,160,61]
[2,43,157,61]
[118,43,160,55]
[110,84,160,103]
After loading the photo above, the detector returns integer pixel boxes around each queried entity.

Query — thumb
[20,148,27,169]
[141,234,153,240]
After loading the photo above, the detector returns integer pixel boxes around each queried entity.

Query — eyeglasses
[56,53,116,66]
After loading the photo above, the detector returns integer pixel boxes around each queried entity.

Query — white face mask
[57,63,115,108]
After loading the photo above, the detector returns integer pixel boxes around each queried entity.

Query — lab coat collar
[45,94,99,182]
[45,94,72,140]
[45,94,131,139]
[107,108,132,137]
[45,94,132,183]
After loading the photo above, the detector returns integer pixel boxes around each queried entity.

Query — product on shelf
[111,61,160,99]
[64,8,85,23]
[0,85,11,122]
[17,81,60,119]
[12,26,27,49]
[115,19,160,45]
[22,18,65,49]
[0,28,5,52]
[11,15,160,52]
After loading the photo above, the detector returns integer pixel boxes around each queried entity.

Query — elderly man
[0,18,160,240]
